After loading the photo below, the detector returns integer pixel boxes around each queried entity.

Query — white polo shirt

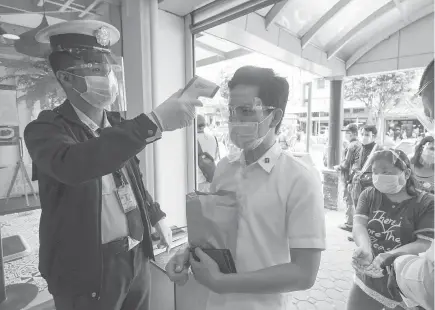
[207,142,326,310]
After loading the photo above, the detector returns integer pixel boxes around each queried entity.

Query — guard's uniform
[25,20,165,310]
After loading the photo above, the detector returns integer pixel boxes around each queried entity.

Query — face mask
[420,149,434,165]
[373,172,406,194]
[229,113,273,150]
[63,70,119,109]
[361,136,373,145]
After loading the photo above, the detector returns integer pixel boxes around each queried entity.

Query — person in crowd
[411,135,434,194]
[166,66,326,310]
[197,114,220,192]
[25,20,202,310]
[351,125,382,209]
[335,124,361,232]
[349,149,434,310]
[420,60,434,119]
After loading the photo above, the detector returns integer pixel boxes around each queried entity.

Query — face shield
[57,47,127,116]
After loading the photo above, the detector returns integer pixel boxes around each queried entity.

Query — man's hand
[333,165,341,171]
[189,248,224,293]
[152,90,203,132]
[154,218,172,253]
[166,248,190,286]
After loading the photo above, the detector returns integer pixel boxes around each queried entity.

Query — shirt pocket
[101,174,115,196]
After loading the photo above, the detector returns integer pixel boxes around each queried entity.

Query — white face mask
[64,70,119,109]
[373,172,406,194]
[229,113,273,151]
[361,136,373,145]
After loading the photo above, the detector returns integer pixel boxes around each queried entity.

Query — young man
[25,20,202,310]
[335,123,361,232]
[166,66,326,310]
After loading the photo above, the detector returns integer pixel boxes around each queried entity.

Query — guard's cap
[35,20,120,51]
[341,123,358,134]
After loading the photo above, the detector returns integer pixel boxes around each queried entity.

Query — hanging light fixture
[14,13,50,58]
[0,25,20,41]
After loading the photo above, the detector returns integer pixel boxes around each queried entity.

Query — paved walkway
[1,209,357,309]
[289,209,356,310]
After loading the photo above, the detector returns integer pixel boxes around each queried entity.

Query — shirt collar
[228,142,282,173]
[71,104,111,133]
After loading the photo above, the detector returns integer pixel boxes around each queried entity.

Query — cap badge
[94,26,110,47]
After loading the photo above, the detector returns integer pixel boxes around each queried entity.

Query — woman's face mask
[62,70,119,109]
[229,113,274,151]
[373,172,407,194]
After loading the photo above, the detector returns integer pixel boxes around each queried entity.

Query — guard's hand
[165,248,190,286]
[155,218,172,253]
[152,90,203,132]
[189,248,223,293]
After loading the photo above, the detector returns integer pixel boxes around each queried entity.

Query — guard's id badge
[116,184,138,213]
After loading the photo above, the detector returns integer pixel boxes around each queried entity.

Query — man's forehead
[229,85,259,104]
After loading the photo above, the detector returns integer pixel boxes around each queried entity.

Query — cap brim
[35,20,120,46]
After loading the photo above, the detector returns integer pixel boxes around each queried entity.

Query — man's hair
[228,66,289,133]
[362,125,377,136]
[419,59,434,90]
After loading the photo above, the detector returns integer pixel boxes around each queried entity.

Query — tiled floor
[0,209,357,310]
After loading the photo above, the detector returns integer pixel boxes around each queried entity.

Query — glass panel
[312,0,391,49]
[276,0,341,36]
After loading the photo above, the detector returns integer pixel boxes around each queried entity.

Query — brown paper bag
[186,190,239,257]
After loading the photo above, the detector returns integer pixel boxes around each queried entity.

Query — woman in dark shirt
[411,135,434,194]
[347,149,434,310]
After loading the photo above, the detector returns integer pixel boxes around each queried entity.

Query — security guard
[25,20,202,310]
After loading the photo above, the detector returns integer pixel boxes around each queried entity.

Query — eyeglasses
[222,97,275,118]
[413,79,433,99]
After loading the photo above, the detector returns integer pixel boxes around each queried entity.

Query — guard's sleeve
[414,195,434,241]
[286,166,326,250]
[355,187,373,220]
[25,110,161,186]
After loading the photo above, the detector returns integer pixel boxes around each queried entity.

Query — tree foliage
[0,58,65,111]
[343,71,416,117]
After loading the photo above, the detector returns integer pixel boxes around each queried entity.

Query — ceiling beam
[58,0,76,12]
[393,0,409,23]
[196,48,251,67]
[79,0,102,18]
[326,1,396,60]
[346,4,434,70]
[195,41,226,57]
[301,0,354,49]
[265,0,289,30]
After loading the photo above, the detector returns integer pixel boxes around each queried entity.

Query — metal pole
[306,82,312,153]
[185,14,197,193]
[149,0,159,201]
[0,229,6,303]
[327,79,343,169]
